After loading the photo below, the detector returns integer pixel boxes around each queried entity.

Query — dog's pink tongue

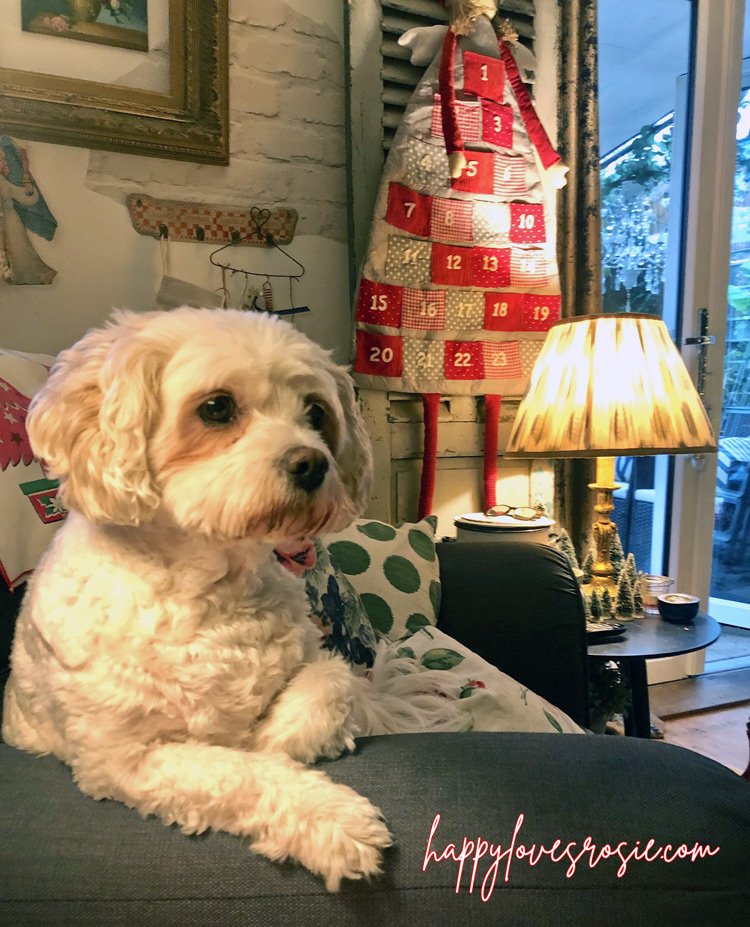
[273,537,317,576]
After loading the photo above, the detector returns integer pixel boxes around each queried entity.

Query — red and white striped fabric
[510,249,548,287]
[431,94,482,141]
[493,153,528,195]
[482,341,522,379]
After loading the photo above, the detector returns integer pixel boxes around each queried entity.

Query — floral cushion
[305,540,378,669]
[322,516,441,641]
[0,350,66,590]
[275,537,377,670]
[396,626,583,734]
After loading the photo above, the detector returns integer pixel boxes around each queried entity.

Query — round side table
[587,612,721,738]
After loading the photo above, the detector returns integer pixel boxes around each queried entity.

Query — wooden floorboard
[661,701,750,774]
[649,666,750,717]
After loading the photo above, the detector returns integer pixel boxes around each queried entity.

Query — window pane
[598,0,693,575]
[710,21,750,623]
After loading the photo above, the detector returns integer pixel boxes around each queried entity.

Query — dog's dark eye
[197,393,237,426]
[306,402,326,432]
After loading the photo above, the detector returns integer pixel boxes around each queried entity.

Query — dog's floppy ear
[325,361,373,516]
[27,310,168,525]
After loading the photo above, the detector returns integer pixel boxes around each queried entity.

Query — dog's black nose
[282,447,329,493]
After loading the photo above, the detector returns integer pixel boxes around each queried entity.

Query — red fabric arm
[498,41,562,170]
[439,29,464,156]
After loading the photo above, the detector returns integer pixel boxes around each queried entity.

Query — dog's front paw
[252,656,359,764]
[252,784,392,891]
[304,709,357,763]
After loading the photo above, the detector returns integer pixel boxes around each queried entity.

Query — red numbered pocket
[483,292,524,331]
[402,289,446,331]
[482,100,514,149]
[445,341,484,380]
[522,294,561,330]
[509,203,546,244]
[430,196,474,243]
[482,341,522,379]
[355,330,403,378]
[493,153,527,195]
[463,51,504,102]
[431,94,482,141]
[472,247,511,289]
[431,243,473,287]
[510,249,548,288]
[385,183,432,238]
[451,150,495,194]
[356,279,403,328]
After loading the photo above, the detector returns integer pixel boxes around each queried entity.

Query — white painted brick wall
[88,1,348,241]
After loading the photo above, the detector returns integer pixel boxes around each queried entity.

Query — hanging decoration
[0,136,58,286]
[208,211,310,318]
[352,0,567,517]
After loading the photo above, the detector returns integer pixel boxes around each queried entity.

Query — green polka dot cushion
[322,516,440,641]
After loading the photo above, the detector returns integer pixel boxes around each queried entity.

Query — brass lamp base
[581,455,625,619]
[588,455,619,588]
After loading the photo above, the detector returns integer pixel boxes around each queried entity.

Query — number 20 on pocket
[355,331,402,377]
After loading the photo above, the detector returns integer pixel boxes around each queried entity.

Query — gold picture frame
[0,0,229,164]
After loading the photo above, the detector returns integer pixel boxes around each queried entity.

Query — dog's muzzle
[282,447,329,493]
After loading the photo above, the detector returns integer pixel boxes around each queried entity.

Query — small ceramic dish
[657,593,700,623]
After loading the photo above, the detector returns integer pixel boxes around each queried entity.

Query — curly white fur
[2,307,390,891]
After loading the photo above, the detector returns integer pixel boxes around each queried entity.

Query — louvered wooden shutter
[381,0,538,151]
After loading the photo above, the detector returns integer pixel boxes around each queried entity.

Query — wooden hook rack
[126,194,298,246]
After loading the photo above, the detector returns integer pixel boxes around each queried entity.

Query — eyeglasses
[485,504,543,521]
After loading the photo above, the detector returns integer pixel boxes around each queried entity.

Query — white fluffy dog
[2,307,392,891]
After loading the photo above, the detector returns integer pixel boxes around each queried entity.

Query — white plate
[456,512,555,530]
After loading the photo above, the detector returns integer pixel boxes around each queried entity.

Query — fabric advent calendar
[353,3,566,517]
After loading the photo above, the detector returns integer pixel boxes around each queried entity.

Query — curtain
[553,0,602,554]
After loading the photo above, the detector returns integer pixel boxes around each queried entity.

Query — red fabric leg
[483,395,502,511]
[418,394,441,519]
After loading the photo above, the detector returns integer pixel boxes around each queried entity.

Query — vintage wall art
[22,1,150,52]
[0,0,228,164]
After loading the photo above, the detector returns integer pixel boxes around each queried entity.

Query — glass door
[708,58,750,633]
[669,0,748,671]
[598,0,747,681]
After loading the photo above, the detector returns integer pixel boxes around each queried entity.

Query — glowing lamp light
[505,313,716,588]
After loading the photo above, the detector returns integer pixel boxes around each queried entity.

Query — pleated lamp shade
[505,313,717,458]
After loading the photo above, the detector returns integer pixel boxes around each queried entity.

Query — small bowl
[657,593,700,623]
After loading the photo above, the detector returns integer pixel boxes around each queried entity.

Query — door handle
[684,307,715,406]
[684,307,716,470]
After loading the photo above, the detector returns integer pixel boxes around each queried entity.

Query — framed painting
[21,1,150,52]
[0,0,229,164]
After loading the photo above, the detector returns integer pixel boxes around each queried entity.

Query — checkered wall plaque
[126,195,298,246]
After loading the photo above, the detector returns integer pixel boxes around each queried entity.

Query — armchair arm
[436,540,589,728]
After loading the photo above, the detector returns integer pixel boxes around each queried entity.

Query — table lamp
[504,312,717,594]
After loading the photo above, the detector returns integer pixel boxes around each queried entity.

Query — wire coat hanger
[208,208,309,316]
